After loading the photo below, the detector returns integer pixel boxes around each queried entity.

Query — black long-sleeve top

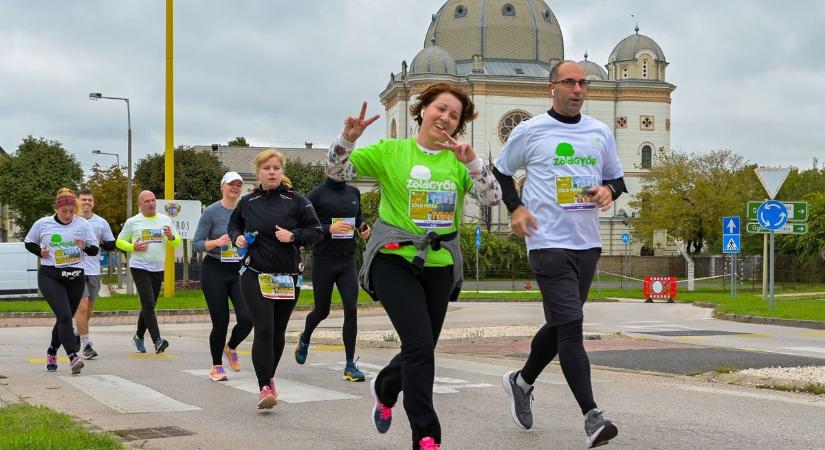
[307,178,364,258]
[227,183,323,274]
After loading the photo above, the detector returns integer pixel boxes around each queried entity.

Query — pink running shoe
[70,355,84,375]
[419,437,439,450]
[46,353,58,372]
[257,385,277,409]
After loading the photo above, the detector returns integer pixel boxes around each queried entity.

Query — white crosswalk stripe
[59,375,200,413]
[182,369,359,403]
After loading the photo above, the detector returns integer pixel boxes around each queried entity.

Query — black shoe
[502,371,533,430]
[585,408,618,448]
[154,338,169,354]
[82,343,98,360]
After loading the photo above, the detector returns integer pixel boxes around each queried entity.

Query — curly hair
[409,83,477,137]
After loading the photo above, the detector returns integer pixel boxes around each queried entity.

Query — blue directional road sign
[475,225,481,249]
[621,232,631,244]
[722,216,741,254]
[757,200,789,231]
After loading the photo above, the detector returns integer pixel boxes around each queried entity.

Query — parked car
[0,242,39,298]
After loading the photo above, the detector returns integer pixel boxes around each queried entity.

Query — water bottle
[236,231,258,257]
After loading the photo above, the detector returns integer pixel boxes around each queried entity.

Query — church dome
[608,27,666,63]
[578,53,607,80]
[410,43,458,75]
[423,0,564,63]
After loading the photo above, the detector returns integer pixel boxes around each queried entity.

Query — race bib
[258,273,295,300]
[331,217,355,239]
[140,229,164,243]
[220,245,242,262]
[555,176,597,211]
[408,190,457,228]
[54,246,82,268]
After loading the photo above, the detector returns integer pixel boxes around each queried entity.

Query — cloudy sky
[1,0,823,175]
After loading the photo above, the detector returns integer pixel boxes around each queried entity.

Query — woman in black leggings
[228,149,322,409]
[25,188,99,375]
[295,177,371,382]
[193,171,253,382]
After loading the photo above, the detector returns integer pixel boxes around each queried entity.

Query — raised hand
[510,206,539,237]
[342,102,380,143]
[162,225,175,240]
[586,186,613,211]
[235,234,247,248]
[275,225,294,243]
[134,239,149,252]
[359,222,371,239]
[330,220,353,235]
[433,130,477,164]
[40,246,51,259]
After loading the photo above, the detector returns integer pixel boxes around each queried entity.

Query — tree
[629,148,758,254]
[0,136,84,238]
[285,158,325,196]
[134,146,227,205]
[84,163,141,236]
[227,137,250,147]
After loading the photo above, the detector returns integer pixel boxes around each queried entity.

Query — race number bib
[54,246,82,268]
[408,190,457,228]
[140,229,164,243]
[331,217,355,239]
[220,245,241,262]
[258,273,295,300]
[555,176,597,211]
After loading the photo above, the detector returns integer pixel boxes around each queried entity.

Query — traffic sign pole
[769,231,775,310]
[762,234,768,300]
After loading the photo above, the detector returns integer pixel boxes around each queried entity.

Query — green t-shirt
[350,138,473,267]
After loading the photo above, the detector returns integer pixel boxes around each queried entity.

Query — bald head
[138,190,157,216]
[549,60,588,117]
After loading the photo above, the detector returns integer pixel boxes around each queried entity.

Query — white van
[0,242,39,298]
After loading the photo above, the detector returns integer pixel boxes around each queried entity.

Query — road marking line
[732,333,771,338]
[182,369,358,403]
[59,375,200,413]
[27,357,70,364]
[782,346,825,354]
[801,332,825,337]
[435,357,572,385]
[620,321,666,324]
[675,384,825,409]
[127,354,176,359]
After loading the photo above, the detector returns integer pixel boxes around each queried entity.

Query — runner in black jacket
[295,177,371,382]
[228,149,323,409]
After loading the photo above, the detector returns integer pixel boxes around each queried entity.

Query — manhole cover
[637,330,747,337]
[113,426,194,442]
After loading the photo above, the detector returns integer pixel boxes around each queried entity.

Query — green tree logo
[50,234,62,244]
[556,142,575,157]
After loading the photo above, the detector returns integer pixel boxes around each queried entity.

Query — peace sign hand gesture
[342,102,380,143]
[434,130,478,164]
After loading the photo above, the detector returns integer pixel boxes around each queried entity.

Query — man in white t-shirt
[117,190,181,354]
[493,60,627,448]
[74,188,116,359]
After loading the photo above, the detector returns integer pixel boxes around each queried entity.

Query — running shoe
[46,353,58,372]
[154,338,169,354]
[343,359,366,382]
[419,437,439,450]
[584,408,618,448]
[210,365,228,381]
[82,343,98,360]
[257,385,277,409]
[294,335,309,365]
[501,370,534,430]
[132,335,146,353]
[70,355,84,375]
[224,345,241,372]
[370,378,393,434]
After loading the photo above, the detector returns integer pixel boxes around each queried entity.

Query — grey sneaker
[585,408,618,448]
[82,343,98,359]
[132,335,146,353]
[501,371,533,430]
[154,338,169,354]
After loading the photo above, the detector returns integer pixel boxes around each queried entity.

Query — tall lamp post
[89,92,133,294]
[91,149,120,168]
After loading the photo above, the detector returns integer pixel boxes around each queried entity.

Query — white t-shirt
[494,112,624,250]
[79,213,115,275]
[25,216,98,268]
[118,213,178,272]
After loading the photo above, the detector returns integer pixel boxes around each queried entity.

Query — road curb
[713,312,825,330]
[696,371,825,391]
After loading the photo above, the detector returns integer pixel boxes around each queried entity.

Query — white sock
[73,326,79,336]
[80,335,90,347]
[516,372,532,393]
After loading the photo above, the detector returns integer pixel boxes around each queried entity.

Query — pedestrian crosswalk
[58,375,200,413]
[182,369,359,403]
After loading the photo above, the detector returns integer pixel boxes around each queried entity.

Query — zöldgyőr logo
[553,142,597,166]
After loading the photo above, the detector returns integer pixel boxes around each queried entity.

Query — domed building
[378,0,675,255]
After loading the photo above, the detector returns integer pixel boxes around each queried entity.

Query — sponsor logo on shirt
[553,142,597,166]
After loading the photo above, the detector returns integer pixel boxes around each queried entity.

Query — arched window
[641,145,653,169]
[498,110,532,144]
[454,5,467,18]
[390,119,397,138]
[502,3,516,16]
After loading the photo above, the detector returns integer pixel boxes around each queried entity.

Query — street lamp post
[91,149,120,169]
[89,92,133,294]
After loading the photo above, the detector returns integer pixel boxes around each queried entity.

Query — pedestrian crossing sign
[722,235,740,254]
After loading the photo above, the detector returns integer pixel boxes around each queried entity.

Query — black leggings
[302,255,359,361]
[39,266,85,356]
[201,257,253,366]
[240,269,299,389]
[370,253,453,448]
[131,268,163,342]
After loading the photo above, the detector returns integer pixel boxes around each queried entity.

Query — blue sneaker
[294,335,309,365]
[370,378,393,434]
[132,335,146,353]
[343,358,366,382]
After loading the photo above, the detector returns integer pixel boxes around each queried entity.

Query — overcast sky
[1,0,823,175]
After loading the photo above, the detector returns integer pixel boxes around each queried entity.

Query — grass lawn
[0,403,124,449]
[591,287,825,322]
